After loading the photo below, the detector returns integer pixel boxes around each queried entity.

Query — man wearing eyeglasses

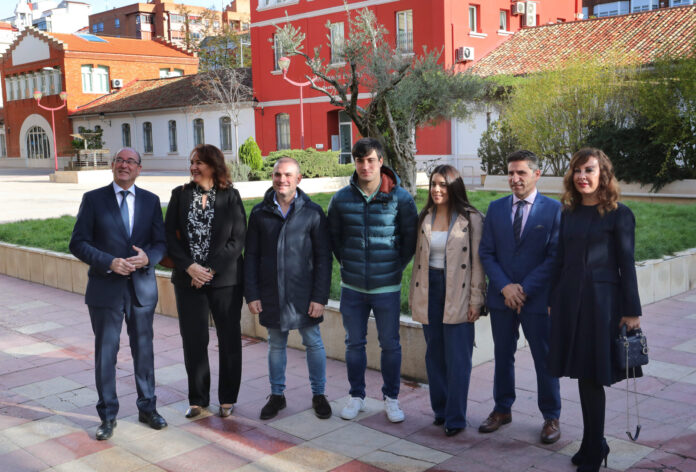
[70,148,167,440]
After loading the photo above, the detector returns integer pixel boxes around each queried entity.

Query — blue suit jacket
[478,193,561,314]
[69,184,166,308]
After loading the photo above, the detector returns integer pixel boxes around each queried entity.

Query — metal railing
[69,149,111,170]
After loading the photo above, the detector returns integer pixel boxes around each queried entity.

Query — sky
[1,0,228,23]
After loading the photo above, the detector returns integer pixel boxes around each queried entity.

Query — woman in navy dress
[549,148,642,472]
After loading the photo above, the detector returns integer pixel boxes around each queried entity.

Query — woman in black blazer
[165,144,246,418]
[549,148,641,472]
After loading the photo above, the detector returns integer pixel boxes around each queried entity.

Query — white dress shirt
[510,188,537,236]
[113,182,136,235]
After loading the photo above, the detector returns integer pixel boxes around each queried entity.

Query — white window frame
[276,113,290,150]
[330,22,345,64]
[143,122,153,153]
[81,65,109,94]
[273,33,285,71]
[168,120,177,153]
[395,10,413,54]
[469,5,478,32]
[499,10,508,31]
[193,118,205,146]
[122,123,131,147]
[219,116,232,151]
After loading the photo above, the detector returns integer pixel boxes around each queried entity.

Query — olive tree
[273,7,484,195]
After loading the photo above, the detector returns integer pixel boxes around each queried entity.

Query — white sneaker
[340,396,366,420]
[384,396,405,423]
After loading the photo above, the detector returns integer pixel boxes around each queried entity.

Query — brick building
[0,27,197,167]
[251,0,581,172]
[88,0,250,46]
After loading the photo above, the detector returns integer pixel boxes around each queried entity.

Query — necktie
[513,200,526,243]
[119,190,130,236]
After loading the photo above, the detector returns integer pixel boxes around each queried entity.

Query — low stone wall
[1,242,694,382]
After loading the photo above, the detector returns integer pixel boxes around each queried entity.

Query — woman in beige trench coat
[409,165,486,437]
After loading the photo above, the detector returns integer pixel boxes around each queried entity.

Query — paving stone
[16,321,64,335]
[153,363,188,385]
[236,443,351,472]
[674,338,696,354]
[53,446,150,472]
[308,423,400,459]
[8,300,51,311]
[118,426,211,463]
[379,439,451,465]
[11,376,84,401]
[3,341,62,357]
[269,407,347,440]
[2,415,82,448]
[642,359,696,381]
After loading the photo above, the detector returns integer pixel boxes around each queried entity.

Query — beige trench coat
[409,209,486,324]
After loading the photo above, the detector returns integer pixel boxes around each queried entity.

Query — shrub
[478,118,520,175]
[238,137,263,170]
[265,148,354,178]
[228,161,252,182]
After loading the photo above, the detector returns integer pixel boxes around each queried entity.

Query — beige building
[88,0,250,47]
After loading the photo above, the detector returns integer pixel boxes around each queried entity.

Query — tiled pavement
[1,274,696,472]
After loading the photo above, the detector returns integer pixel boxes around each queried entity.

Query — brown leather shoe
[478,411,512,433]
[540,418,561,444]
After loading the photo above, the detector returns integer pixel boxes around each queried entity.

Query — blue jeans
[340,287,401,399]
[267,324,326,396]
[422,268,474,429]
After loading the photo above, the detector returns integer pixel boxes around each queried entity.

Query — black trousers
[173,283,243,406]
[88,282,156,421]
[577,378,606,467]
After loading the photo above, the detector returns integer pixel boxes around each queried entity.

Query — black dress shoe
[259,394,286,420]
[95,419,116,440]
[433,417,445,426]
[138,410,168,430]
[445,427,463,437]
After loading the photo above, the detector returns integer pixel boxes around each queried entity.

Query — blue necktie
[119,190,130,236]
[513,200,526,243]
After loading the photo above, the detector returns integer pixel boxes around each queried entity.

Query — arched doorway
[26,126,50,159]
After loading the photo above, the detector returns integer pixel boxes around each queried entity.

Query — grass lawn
[0,189,694,313]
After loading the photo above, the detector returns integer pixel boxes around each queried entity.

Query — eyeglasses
[114,157,140,166]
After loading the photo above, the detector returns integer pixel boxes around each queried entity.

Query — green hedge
[261,148,354,179]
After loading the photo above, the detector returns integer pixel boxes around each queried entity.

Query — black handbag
[614,325,649,441]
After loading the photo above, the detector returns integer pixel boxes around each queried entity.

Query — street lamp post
[34,90,68,171]
[277,56,315,150]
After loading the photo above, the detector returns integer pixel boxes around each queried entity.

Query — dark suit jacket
[164,184,246,288]
[478,193,561,314]
[69,183,167,308]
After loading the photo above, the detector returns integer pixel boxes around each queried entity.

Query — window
[193,118,205,146]
[4,78,11,101]
[115,18,120,28]
[168,120,177,152]
[671,0,693,5]
[0,133,7,157]
[92,23,98,33]
[499,10,508,31]
[594,2,629,17]
[395,10,413,53]
[143,122,153,153]
[171,69,184,77]
[469,5,479,32]
[159,68,170,78]
[122,123,131,147]
[330,22,344,64]
[273,33,285,70]
[81,65,109,93]
[276,114,290,150]
[26,126,50,159]
[97,22,104,32]
[259,0,295,8]
[170,14,185,23]
[219,116,232,151]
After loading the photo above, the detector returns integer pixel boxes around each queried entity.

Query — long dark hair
[561,147,619,216]
[189,144,232,189]
[418,165,477,228]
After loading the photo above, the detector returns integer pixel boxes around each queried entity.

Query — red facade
[250,0,582,158]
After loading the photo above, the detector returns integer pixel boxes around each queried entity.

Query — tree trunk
[384,142,417,196]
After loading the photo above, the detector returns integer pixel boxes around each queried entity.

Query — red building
[0,28,197,166]
[250,0,582,162]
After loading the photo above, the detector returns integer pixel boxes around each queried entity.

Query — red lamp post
[277,56,315,150]
[34,90,68,171]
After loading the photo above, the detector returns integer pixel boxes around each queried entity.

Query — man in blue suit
[70,148,167,440]
[478,150,562,444]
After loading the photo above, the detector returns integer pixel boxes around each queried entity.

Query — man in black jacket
[245,157,333,420]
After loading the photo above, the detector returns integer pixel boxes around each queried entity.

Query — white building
[70,72,256,171]
[3,0,90,33]
[583,0,694,18]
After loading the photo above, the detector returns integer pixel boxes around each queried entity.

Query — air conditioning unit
[455,46,475,63]
[111,78,124,88]
[511,1,525,15]
[525,2,537,26]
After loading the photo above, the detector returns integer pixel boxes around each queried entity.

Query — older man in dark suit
[70,147,167,440]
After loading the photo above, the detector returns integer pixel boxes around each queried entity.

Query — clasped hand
[502,283,526,314]
[186,262,214,289]
[110,245,149,276]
